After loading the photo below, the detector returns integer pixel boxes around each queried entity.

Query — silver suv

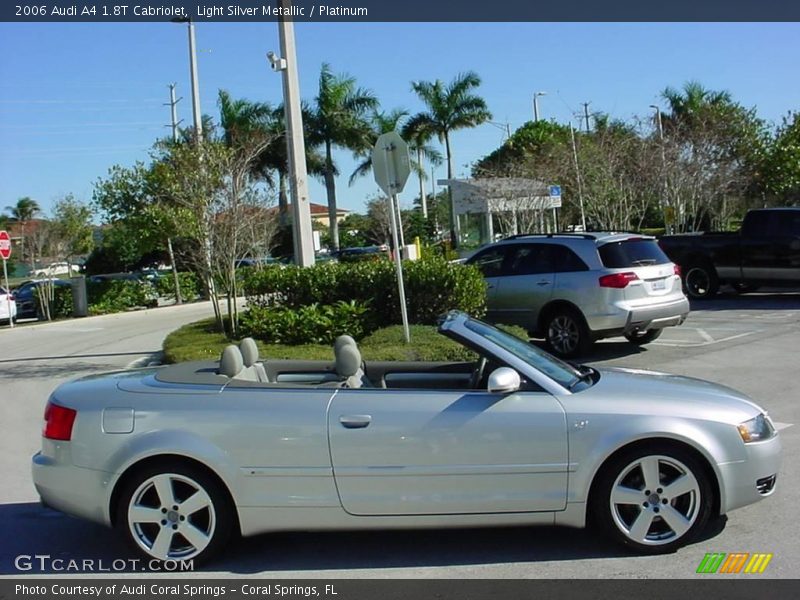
[465,233,690,357]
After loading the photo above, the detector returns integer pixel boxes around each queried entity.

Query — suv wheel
[624,329,663,345]
[544,308,593,358]
[683,264,718,299]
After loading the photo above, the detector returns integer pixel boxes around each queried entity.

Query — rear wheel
[624,329,663,345]
[544,308,593,358]
[116,462,234,564]
[683,264,719,299]
[592,445,714,554]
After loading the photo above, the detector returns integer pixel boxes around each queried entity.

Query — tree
[349,108,409,185]
[407,71,492,246]
[309,63,379,250]
[761,112,800,205]
[4,196,41,269]
[50,195,94,267]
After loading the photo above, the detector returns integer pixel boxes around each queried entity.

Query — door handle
[339,415,372,429]
[536,280,551,286]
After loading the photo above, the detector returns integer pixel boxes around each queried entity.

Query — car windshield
[463,318,582,389]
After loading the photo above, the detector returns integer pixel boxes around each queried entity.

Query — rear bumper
[32,450,112,526]
[589,296,690,337]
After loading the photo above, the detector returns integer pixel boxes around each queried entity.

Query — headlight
[737,413,776,443]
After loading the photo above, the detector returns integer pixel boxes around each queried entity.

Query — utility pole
[164,83,184,305]
[271,0,314,266]
[533,91,546,122]
[582,102,591,133]
[650,104,670,234]
[570,124,587,232]
[186,20,203,143]
[165,83,183,142]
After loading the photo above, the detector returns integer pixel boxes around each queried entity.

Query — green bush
[239,300,371,345]
[242,257,486,327]
[34,284,74,319]
[155,272,202,302]
[87,279,158,315]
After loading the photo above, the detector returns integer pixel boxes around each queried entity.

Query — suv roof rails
[501,232,597,241]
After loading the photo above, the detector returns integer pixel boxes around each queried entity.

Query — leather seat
[218,345,244,378]
[239,338,269,382]
[334,341,372,388]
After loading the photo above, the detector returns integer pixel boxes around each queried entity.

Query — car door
[491,243,556,329]
[741,210,800,282]
[328,384,568,516]
[466,246,509,322]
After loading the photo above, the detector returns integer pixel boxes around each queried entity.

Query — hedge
[163,319,529,364]
[241,257,487,329]
[155,272,202,302]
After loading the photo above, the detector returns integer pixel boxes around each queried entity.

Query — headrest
[219,345,243,377]
[335,344,361,378]
[240,337,259,367]
[334,334,356,352]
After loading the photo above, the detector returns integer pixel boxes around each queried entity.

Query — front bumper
[32,450,112,526]
[718,434,782,514]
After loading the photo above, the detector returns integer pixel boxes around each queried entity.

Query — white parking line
[652,330,760,347]
[773,422,793,431]
[697,328,715,343]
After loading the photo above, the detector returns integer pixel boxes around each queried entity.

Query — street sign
[0,230,11,260]
[372,132,411,197]
[548,185,562,209]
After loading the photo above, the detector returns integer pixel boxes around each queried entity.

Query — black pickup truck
[659,208,800,299]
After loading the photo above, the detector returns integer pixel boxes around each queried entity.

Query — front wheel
[544,309,593,358]
[624,329,663,345]
[592,446,714,554]
[116,462,235,564]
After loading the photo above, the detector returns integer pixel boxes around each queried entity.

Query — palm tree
[661,81,733,131]
[348,108,409,185]
[4,196,41,268]
[402,117,443,219]
[407,72,492,246]
[309,63,378,250]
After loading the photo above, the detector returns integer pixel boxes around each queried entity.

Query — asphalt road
[0,292,797,579]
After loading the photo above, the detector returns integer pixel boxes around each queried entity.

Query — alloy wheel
[548,315,580,355]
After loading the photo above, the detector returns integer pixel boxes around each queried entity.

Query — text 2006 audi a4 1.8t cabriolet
[32,311,781,564]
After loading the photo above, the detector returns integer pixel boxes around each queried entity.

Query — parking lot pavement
[1,292,798,579]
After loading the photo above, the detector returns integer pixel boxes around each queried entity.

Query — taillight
[673,264,681,277]
[43,401,77,441]
[599,272,640,288]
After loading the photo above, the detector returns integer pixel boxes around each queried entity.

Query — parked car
[32,311,780,564]
[33,262,80,277]
[465,233,690,357]
[333,245,389,263]
[0,286,17,324]
[12,279,71,320]
[659,208,800,299]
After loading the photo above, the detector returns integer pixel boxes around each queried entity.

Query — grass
[162,319,529,364]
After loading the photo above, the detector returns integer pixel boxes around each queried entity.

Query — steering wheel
[469,356,487,390]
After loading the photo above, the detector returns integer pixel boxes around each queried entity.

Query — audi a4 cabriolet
[32,311,781,564]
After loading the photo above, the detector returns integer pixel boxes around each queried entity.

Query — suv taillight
[674,264,681,277]
[599,272,639,288]
[43,401,76,441]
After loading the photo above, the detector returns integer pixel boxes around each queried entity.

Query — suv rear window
[598,239,670,268]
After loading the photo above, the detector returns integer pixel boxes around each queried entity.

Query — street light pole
[650,104,670,234]
[533,91,546,122]
[171,17,203,144]
[271,0,315,266]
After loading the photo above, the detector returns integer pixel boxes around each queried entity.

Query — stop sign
[0,230,11,260]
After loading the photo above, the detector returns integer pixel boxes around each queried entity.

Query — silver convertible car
[32,311,780,564]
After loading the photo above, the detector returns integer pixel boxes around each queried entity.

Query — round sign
[0,230,11,260]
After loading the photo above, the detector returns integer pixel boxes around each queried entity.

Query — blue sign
[549,185,562,197]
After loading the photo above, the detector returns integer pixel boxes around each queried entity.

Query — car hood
[582,366,766,425]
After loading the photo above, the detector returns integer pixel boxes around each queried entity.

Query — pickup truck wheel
[683,264,719,299]
[624,329,663,345]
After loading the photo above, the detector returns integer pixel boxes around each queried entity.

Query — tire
[592,445,714,554]
[544,308,593,358]
[115,461,235,564]
[624,329,663,345]
[683,264,719,300]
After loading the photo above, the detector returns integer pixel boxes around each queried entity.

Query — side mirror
[487,367,521,394]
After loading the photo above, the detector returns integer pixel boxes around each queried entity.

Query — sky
[1,22,799,218]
